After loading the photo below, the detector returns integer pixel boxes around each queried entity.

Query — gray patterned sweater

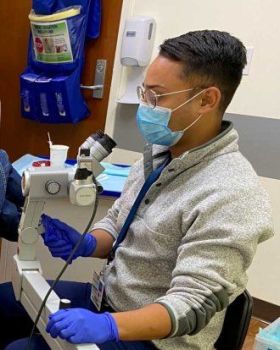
[93,121,273,350]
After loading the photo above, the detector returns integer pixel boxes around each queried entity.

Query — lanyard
[107,157,170,263]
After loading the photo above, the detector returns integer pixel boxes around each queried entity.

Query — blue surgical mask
[136,89,205,146]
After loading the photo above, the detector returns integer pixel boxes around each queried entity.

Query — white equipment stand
[11,132,116,350]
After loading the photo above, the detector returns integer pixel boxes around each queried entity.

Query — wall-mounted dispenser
[121,16,156,67]
[118,16,156,104]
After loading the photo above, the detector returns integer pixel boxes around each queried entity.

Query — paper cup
[50,145,69,167]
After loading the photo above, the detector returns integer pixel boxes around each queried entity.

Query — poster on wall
[30,20,73,63]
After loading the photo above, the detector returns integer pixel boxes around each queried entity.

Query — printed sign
[31,20,73,63]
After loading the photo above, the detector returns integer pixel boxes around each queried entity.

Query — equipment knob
[45,180,61,195]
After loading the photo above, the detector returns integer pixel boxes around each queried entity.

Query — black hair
[160,30,247,113]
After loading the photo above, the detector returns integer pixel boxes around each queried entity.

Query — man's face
[143,55,202,132]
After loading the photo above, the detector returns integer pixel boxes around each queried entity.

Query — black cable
[27,176,99,349]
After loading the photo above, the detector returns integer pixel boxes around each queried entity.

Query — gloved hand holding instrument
[41,214,97,263]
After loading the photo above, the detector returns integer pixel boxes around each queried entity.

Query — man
[0,149,24,241]
[1,30,273,350]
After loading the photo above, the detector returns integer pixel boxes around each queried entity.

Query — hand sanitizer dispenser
[121,16,156,67]
[118,16,156,103]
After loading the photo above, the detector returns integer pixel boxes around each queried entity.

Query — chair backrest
[215,289,253,350]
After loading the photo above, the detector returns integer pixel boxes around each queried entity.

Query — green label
[31,20,73,63]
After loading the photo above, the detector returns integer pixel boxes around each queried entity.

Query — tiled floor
[242,317,269,350]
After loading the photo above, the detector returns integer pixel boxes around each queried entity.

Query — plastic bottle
[55,92,66,116]
[22,90,30,112]
[40,93,49,117]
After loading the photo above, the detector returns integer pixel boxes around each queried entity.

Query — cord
[27,176,99,349]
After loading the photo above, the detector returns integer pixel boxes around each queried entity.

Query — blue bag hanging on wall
[32,0,57,14]
[20,0,102,124]
[87,0,101,39]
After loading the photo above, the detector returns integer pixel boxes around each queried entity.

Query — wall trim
[253,297,280,322]
[226,113,280,180]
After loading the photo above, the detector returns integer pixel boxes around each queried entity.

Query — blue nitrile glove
[46,308,119,344]
[41,214,97,263]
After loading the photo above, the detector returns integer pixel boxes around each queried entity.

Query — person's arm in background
[0,150,24,242]
[0,199,22,241]
[5,165,24,208]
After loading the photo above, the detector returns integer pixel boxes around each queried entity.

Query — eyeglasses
[136,85,194,109]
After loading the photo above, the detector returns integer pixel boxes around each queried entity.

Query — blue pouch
[20,0,101,124]
[36,76,54,120]
[28,5,88,74]
[31,0,102,43]
[87,0,101,39]
[20,72,40,121]
[50,70,89,123]
[21,69,89,123]
[32,0,57,14]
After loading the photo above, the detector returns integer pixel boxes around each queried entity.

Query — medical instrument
[41,214,97,263]
[12,130,116,350]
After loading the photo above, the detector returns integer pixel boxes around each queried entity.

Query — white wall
[105,0,280,305]
[106,0,280,162]
[120,0,280,119]
[133,0,280,118]
[247,177,280,305]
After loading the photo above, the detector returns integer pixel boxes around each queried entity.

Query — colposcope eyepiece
[79,130,103,150]
[89,130,117,153]
[81,131,117,162]
[98,133,117,154]
[92,130,105,140]
[72,131,116,206]
[79,130,117,157]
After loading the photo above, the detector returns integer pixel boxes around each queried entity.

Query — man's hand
[46,308,119,344]
[41,214,97,262]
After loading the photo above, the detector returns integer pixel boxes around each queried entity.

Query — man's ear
[198,87,221,114]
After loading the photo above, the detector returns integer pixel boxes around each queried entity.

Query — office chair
[215,289,253,350]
